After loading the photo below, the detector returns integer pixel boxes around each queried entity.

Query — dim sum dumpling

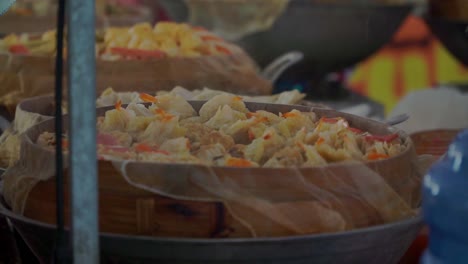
[199,94,249,122]
[205,105,247,130]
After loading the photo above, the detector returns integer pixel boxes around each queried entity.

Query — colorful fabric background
[347,16,468,115]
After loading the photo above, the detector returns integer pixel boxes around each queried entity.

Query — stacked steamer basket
[0,22,271,117]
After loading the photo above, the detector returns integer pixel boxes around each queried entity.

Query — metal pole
[54,0,68,262]
[67,0,99,263]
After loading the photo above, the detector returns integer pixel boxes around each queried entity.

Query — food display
[0,21,271,113]
[0,22,242,59]
[96,86,307,107]
[1,98,423,239]
[0,87,310,169]
[37,93,405,168]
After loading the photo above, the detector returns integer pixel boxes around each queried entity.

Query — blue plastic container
[421,130,468,264]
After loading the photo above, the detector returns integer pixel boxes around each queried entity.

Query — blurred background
[1,0,467,123]
[0,1,467,263]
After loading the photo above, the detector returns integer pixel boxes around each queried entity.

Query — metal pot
[159,0,415,80]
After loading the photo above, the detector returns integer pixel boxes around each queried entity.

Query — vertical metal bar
[67,0,99,263]
[54,0,68,262]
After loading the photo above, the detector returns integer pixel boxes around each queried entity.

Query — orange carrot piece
[226,157,253,167]
[316,137,325,145]
[283,111,300,118]
[140,93,158,103]
[115,100,122,110]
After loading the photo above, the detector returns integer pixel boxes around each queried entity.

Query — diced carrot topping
[246,112,256,118]
[115,100,122,110]
[233,96,243,101]
[365,133,399,143]
[316,137,325,145]
[161,114,175,122]
[226,157,253,167]
[154,108,166,115]
[283,111,299,118]
[368,152,390,160]
[9,44,29,54]
[140,93,158,103]
[263,133,272,140]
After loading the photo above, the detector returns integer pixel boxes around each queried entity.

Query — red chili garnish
[201,34,223,42]
[365,133,399,143]
[135,143,154,153]
[215,44,232,55]
[348,127,363,134]
[320,117,339,124]
[367,152,390,160]
[263,134,272,140]
[110,47,166,59]
[9,44,29,54]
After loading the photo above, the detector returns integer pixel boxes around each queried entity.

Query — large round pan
[0,201,422,264]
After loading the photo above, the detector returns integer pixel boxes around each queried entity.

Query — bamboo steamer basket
[411,129,461,158]
[0,47,272,116]
[18,102,419,238]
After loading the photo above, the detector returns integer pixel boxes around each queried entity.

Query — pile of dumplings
[0,22,240,59]
[37,93,405,168]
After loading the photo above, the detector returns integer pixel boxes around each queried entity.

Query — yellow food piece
[1,22,233,58]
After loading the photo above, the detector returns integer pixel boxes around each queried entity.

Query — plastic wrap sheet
[0,98,53,168]
[1,103,435,238]
[0,48,271,112]
[0,2,153,34]
[183,0,418,41]
[185,0,290,41]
